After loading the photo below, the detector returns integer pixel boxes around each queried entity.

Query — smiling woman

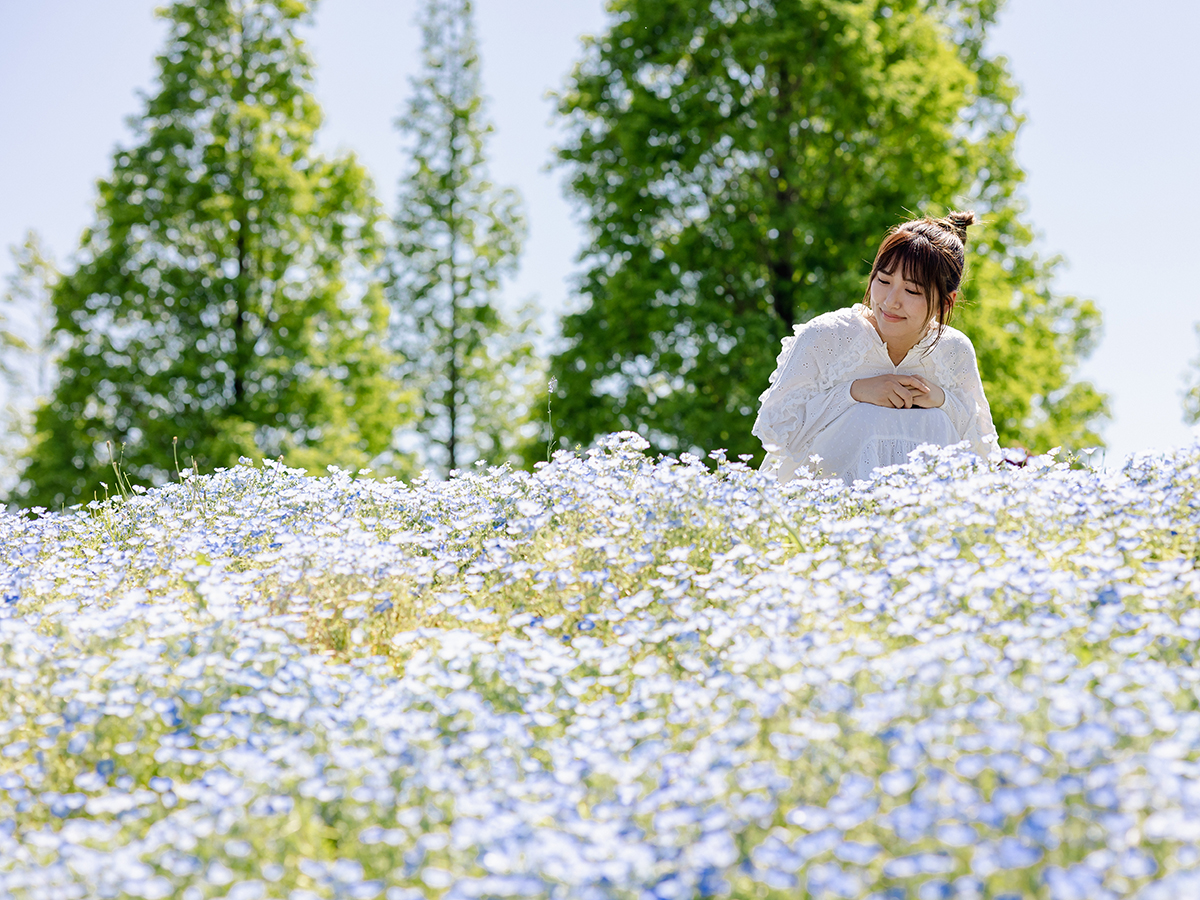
[753,212,1000,483]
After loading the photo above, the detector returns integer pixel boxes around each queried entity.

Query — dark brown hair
[863,210,976,349]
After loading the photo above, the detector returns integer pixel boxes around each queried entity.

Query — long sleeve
[752,316,859,460]
[754,309,1001,483]
[930,331,1000,462]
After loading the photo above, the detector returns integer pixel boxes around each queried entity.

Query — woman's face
[868,268,932,350]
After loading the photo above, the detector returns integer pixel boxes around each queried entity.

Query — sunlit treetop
[548,0,1106,459]
[19,0,408,508]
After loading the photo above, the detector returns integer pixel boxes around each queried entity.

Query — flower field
[2,433,1200,900]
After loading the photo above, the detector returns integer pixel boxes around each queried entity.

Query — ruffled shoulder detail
[766,305,869,385]
[809,304,874,336]
[753,305,870,454]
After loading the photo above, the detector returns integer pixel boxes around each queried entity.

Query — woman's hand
[910,380,945,409]
[851,374,945,409]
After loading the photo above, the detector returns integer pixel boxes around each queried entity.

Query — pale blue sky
[2,0,1197,463]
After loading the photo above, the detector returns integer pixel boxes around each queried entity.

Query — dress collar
[852,303,938,357]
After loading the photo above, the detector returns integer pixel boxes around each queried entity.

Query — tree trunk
[232,11,249,409]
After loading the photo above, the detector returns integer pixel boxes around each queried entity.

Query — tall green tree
[389,0,536,476]
[0,232,59,493]
[20,0,406,508]
[548,0,1106,459]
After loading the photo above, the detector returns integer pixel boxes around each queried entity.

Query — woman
[752,211,1000,483]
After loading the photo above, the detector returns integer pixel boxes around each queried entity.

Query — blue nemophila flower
[2,436,1200,896]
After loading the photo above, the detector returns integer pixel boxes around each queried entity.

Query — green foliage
[961,214,1107,452]
[0,232,59,492]
[389,0,538,475]
[1184,324,1200,426]
[547,0,1107,459]
[18,0,410,509]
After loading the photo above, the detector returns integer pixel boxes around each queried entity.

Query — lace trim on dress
[753,304,1001,478]
[753,316,859,451]
[754,386,820,452]
[852,303,941,358]
[926,332,1000,462]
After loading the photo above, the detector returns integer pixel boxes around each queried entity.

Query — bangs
[872,234,941,294]
[863,215,971,352]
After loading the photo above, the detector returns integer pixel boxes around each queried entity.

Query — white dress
[753,304,1000,483]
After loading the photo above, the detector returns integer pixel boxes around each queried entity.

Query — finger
[899,376,930,391]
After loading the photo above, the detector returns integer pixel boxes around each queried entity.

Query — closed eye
[876,274,922,295]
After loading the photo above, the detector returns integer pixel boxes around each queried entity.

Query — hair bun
[943,210,976,243]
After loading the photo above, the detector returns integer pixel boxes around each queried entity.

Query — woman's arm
[932,333,1001,460]
[852,374,943,409]
[753,319,859,458]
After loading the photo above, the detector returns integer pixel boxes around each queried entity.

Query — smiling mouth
[881,311,905,322]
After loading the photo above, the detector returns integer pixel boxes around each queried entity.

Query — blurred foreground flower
[1,436,1199,898]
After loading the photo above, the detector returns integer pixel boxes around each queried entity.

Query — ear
[947,289,959,306]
